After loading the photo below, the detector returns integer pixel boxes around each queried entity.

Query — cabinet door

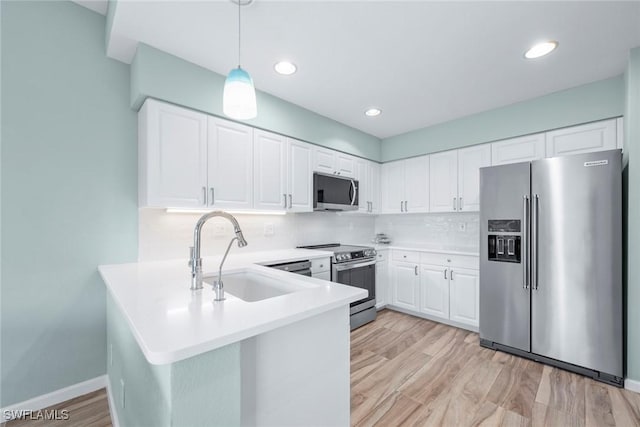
[313,147,336,174]
[457,144,491,212]
[381,161,404,213]
[287,139,313,212]
[139,99,208,208]
[375,262,388,308]
[391,262,419,311]
[404,155,429,213]
[429,150,458,212]
[207,117,253,209]
[369,162,381,214]
[449,267,479,327]
[253,130,287,210]
[491,133,545,166]
[336,153,355,177]
[420,265,449,319]
[354,159,369,213]
[545,119,617,157]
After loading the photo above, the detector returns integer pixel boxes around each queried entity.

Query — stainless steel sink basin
[203,271,303,302]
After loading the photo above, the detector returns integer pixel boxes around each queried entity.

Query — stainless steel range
[298,243,377,329]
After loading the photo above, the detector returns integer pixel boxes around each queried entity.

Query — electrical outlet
[264,223,274,237]
[213,223,225,237]
[120,379,125,408]
[458,222,467,232]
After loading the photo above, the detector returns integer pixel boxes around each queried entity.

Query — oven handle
[334,260,376,271]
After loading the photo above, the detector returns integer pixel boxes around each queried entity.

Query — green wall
[1,1,137,406]
[130,44,382,162]
[382,76,625,161]
[624,47,640,383]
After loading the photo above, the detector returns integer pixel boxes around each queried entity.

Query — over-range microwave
[313,172,359,211]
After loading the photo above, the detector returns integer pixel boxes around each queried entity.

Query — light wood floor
[2,389,111,427]
[351,309,640,427]
[4,310,639,426]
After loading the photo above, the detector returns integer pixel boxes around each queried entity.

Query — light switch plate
[264,223,274,236]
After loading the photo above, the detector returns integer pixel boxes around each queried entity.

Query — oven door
[332,259,376,314]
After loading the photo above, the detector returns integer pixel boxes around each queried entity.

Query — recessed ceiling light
[524,41,558,59]
[365,108,382,117]
[274,61,297,75]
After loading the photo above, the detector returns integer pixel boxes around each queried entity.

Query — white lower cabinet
[420,264,449,319]
[391,262,420,311]
[448,267,479,327]
[375,250,389,308]
[389,250,479,330]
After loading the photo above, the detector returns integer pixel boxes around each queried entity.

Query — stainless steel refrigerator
[479,149,623,387]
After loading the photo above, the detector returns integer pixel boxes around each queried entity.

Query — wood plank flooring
[3,310,639,426]
[2,389,111,427]
[352,309,640,427]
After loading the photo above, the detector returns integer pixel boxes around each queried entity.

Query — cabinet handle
[400,201,404,212]
[404,201,408,212]
[451,270,454,280]
[444,269,447,279]
[414,265,418,276]
[453,197,457,211]
[288,194,292,209]
[283,193,287,209]
[210,188,215,206]
[202,187,207,205]
[459,197,463,211]
[337,172,341,175]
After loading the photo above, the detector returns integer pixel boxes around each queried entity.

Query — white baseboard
[105,377,120,427]
[625,378,640,394]
[1,375,107,421]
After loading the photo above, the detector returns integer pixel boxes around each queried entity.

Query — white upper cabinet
[491,133,546,166]
[429,150,458,212]
[287,138,313,212]
[381,156,429,214]
[207,117,254,210]
[429,145,489,213]
[545,119,617,157]
[253,130,287,211]
[381,160,404,214]
[457,144,491,212]
[312,147,355,177]
[404,156,429,213]
[354,158,382,214]
[139,99,208,208]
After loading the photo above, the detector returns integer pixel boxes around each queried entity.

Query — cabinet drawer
[376,250,389,262]
[392,250,420,263]
[419,252,479,269]
[311,257,330,274]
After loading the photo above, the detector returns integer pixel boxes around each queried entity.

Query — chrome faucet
[189,211,248,300]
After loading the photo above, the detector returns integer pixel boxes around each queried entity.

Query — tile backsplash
[138,209,375,261]
[138,209,479,262]
[374,213,480,252]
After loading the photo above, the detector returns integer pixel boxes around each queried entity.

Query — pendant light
[223,0,257,120]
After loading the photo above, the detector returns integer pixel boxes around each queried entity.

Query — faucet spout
[189,211,248,291]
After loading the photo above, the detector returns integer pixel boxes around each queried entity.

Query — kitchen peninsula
[99,249,365,426]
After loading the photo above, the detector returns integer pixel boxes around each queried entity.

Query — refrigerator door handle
[523,195,529,289]
[532,193,539,290]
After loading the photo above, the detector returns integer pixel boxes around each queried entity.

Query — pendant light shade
[223,0,257,120]
[223,67,257,119]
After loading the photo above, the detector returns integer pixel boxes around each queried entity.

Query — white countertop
[99,248,365,365]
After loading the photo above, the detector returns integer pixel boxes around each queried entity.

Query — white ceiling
[81,1,640,139]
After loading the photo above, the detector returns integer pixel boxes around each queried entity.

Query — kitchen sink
[203,270,304,302]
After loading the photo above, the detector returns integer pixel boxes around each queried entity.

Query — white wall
[374,213,479,252]
[138,209,376,261]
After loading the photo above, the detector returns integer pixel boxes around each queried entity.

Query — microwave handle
[350,180,357,206]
